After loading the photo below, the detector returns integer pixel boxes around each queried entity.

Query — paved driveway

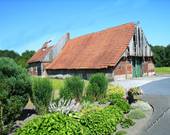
[111,76,169,91]
[141,78,170,135]
[111,76,170,135]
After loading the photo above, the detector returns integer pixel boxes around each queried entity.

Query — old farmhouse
[28,23,155,80]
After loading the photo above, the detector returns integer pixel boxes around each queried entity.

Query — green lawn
[155,67,170,74]
[50,78,89,90]
[45,78,114,100]
[50,78,64,90]
[49,78,89,99]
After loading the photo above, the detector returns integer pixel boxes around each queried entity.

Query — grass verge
[155,67,170,74]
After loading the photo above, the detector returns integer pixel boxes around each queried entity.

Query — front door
[132,57,142,78]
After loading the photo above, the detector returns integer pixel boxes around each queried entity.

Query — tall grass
[31,77,53,114]
[60,76,84,101]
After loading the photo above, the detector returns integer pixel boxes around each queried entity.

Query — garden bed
[12,75,153,135]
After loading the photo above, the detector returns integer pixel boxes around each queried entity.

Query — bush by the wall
[80,106,123,135]
[31,77,53,114]
[0,58,31,134]
[15,112,89,135]
[86,73,108,100]
[60,76,84,101]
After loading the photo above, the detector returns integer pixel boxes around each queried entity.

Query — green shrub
[31,77,53,114]
[115,130,127,135]
[98,96,110,104]
[80,106,123,135]
[81,102,103,115]
[107,85,125,97]
[15,112,89,135]
[0,58,31,134]
[60,76,84,101]
[86,73,108,100]
[128,108,145,119]
[120,118,135,128]
[109,94,130,113]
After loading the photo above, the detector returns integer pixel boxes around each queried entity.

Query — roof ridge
[69,22,135,41]
[46,22,135,69]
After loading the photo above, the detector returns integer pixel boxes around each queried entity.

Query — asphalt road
[141,78,170,135]
[141,78,170,95]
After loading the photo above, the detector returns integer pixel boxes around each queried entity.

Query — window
[133,34,136,54]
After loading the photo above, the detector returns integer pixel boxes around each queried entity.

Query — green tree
[164,45,170,66]
[0,49,35,68]
[0,58,32,134]
[0,50,20,60]
[17,50,35,68]
[151,45,170,67]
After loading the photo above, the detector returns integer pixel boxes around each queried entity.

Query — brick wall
[143,59,155,74]
[114,58,132,75]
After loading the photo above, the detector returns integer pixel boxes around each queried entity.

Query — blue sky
[0,0,170,53]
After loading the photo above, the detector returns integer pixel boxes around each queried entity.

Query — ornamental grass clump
[31,77,53,115]
[86,73,108,101]
[60,76,84,101]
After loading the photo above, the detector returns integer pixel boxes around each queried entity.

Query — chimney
[66,33,70,40]
[42,40,52,50]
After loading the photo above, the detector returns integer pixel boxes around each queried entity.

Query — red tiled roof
[28,45,53,64]
[47,23,135,69]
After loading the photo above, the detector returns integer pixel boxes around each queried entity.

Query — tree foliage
[151,45,170,67]
[0,58,32,134]
[0,49,35,68]
[0,50,20,59]
[17,50,35,68]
